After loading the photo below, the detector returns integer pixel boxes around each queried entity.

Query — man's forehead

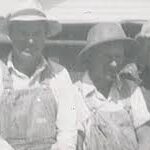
[103,42,124,50]
[10,21,46,31]
[10,20,46,26]
[97,42,125,56]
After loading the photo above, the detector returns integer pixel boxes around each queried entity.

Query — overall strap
[0,61,13,91]
[39,59,58,116]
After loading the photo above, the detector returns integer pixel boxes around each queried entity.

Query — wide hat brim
[78,37,139,64]
[6,8,62,38]
[7,20,62,38]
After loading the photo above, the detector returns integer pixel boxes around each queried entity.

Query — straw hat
[79,22,139,63]
[6,0,62,37]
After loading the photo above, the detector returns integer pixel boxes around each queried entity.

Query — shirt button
[92,108,96,113]
[5,89,11,95]
[37,98,41,102]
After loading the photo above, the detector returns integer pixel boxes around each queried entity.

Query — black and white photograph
[0,0,149,150]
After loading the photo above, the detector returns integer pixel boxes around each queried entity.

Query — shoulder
[0,60,7,78]
[74,80,85,95]
[0,60,7,69]
[48,59,72,85]
[0,60,8,96]
[48,58,66,75]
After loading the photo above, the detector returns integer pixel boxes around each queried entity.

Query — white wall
[0,0,150,22]
[45,0,150,23]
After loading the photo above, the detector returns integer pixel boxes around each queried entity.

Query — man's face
[9,21,46,60]
[89,42,125,87]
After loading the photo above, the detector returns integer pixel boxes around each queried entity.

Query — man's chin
[21,51,33,57]
[105,75,116,82]
[20,52,34,62]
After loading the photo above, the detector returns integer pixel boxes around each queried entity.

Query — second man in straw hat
[75,22,147,150]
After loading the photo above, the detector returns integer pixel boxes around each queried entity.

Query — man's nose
[109,60,117,68]
[28,38,34,45]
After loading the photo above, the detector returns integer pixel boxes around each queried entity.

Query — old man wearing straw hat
[75,22,150,150]
[0,4,77,150]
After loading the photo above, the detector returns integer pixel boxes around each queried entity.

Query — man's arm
[74,81,92,150]
[128,85,150,150]
[129,86,150,128]
[0,61,15,150]
[0,61,4,97]
[50,68,77,150]
[132,87,150,150]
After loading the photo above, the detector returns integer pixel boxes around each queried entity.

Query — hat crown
[7,0,46,21]
[5,0,62,38]
[87,23,126,45]
[10,0,42,14]
[9,8,46,21]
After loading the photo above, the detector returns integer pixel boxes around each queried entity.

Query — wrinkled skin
[88,42,125,97]
[9,21,47,77]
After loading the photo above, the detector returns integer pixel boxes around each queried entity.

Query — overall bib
[83,82,138,150]
[85,107,137,150]
[0,63,57,150]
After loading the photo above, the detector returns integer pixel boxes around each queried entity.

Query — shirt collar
[80,71,126,102]
[80,71,106,100]
[7,52,48,79]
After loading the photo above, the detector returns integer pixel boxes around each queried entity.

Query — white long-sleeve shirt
[0,54,77,150]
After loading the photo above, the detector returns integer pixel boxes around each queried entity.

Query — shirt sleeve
[50,68,77,150]
[0,61,4,97]
[74,82,91,132]
[129,86,150,128]
[0,62,13,149]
